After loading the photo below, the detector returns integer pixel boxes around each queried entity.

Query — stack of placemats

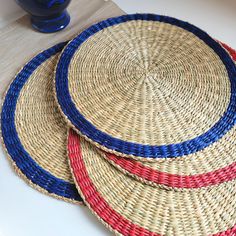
[1,14,236,236]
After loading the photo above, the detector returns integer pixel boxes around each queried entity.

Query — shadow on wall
[209,0,236,10]
[202,0,236,15]
[0,0,24,26]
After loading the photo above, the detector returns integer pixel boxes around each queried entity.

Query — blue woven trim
[1,43,82,202]
[56,13,236,158]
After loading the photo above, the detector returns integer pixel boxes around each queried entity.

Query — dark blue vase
[16,0,71,33]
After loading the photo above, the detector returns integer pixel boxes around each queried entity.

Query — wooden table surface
[0,0,124,101]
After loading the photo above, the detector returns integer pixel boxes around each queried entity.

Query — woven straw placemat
[1,43,82,204]
[55,13,236,160]
[100,43,236,190]
[68,129,236,236]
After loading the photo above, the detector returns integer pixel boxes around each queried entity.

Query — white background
[0,0,236,236]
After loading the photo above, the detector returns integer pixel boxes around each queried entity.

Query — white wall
[113,0,236,48]
[2,0,236,48]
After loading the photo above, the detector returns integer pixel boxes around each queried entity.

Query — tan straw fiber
[68,129,236,236]
[99,43,236,191]
[1,43,82,203]
[68,22,228,144]
[55,14,236,160]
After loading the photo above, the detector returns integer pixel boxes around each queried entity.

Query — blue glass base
[31,10,70,33]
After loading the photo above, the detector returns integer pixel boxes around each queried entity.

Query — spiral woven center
[68,20,230,146]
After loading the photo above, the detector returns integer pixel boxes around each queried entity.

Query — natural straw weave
[1,43,82,203]
[100,43,236,191]
[100,41,236,190]
[68,129,236,236]
[55,13,236,160]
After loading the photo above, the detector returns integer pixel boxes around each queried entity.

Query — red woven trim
[214,225,236,236]
[105,42,236,189]
[106,154,236,188]
[221,42,236,61]
[68,129,236,236]
[68,129,160,236]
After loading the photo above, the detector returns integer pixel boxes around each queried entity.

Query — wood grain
[0,0,124,100]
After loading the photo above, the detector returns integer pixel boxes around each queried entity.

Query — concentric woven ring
[1,43,82,203]
[68,129,236,236]
[56,13,236,160]
[102,43,236,190]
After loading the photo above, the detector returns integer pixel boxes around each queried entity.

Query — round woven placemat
[1,43,82,204]
[68,129,236,236]
[55,13,236,160]
[101,43,236,190]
